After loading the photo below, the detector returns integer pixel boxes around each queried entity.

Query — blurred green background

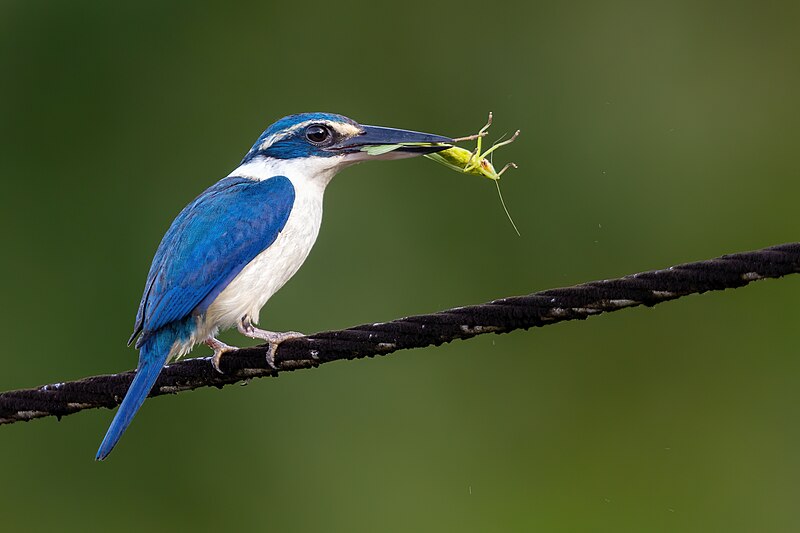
[1,1,799,531]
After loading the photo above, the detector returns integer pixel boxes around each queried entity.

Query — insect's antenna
[493,132,510,144]
[494,178,520,237]
[488,132,511,165]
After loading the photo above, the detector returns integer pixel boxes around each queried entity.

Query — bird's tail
[95,330,174,461]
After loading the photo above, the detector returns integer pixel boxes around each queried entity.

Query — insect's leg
[464,145,481,172]
[454,112,493,142]
[453,111,494,143]
[476,129,520,162]
[496,162,518,177]
[463,121,491,172]
[477,112,493,137]
[452,131,488,142]
[463,112,497,172]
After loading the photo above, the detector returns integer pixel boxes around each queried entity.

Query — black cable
[1,242,798,425]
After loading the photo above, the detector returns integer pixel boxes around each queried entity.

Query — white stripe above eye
[258,120,362,152]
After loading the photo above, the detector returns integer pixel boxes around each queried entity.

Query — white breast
[193,156,341,345]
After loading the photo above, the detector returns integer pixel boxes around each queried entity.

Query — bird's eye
[305,125,331,144]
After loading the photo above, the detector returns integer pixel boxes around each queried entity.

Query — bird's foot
[205,337,237,374]
[237,320,304,369]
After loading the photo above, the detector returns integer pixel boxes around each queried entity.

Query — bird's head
[240,113,452,172]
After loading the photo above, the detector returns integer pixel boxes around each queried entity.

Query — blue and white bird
[95,112,452,460]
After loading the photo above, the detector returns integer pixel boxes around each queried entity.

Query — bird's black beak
[329,125,453,159]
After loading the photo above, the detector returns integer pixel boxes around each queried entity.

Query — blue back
[130,175,295,347]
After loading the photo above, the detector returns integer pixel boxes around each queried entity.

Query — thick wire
[1,242,798,425]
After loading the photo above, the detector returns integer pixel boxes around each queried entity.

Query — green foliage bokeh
[1,1,798,531]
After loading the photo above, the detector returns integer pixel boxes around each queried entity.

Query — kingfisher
[96,112,452,460]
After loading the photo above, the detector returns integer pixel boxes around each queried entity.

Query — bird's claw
[263,331,305,369]
[236,319,305,370]
[205,338,236,374]
[265,344,278,370]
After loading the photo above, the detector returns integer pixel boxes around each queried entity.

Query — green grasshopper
[358,112,521,234]
[425,113,521,235]
[424,112,520,181]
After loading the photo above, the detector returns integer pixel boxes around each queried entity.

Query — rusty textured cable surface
[1,242,798,425]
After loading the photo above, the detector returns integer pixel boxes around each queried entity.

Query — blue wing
[129,175,295,346]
